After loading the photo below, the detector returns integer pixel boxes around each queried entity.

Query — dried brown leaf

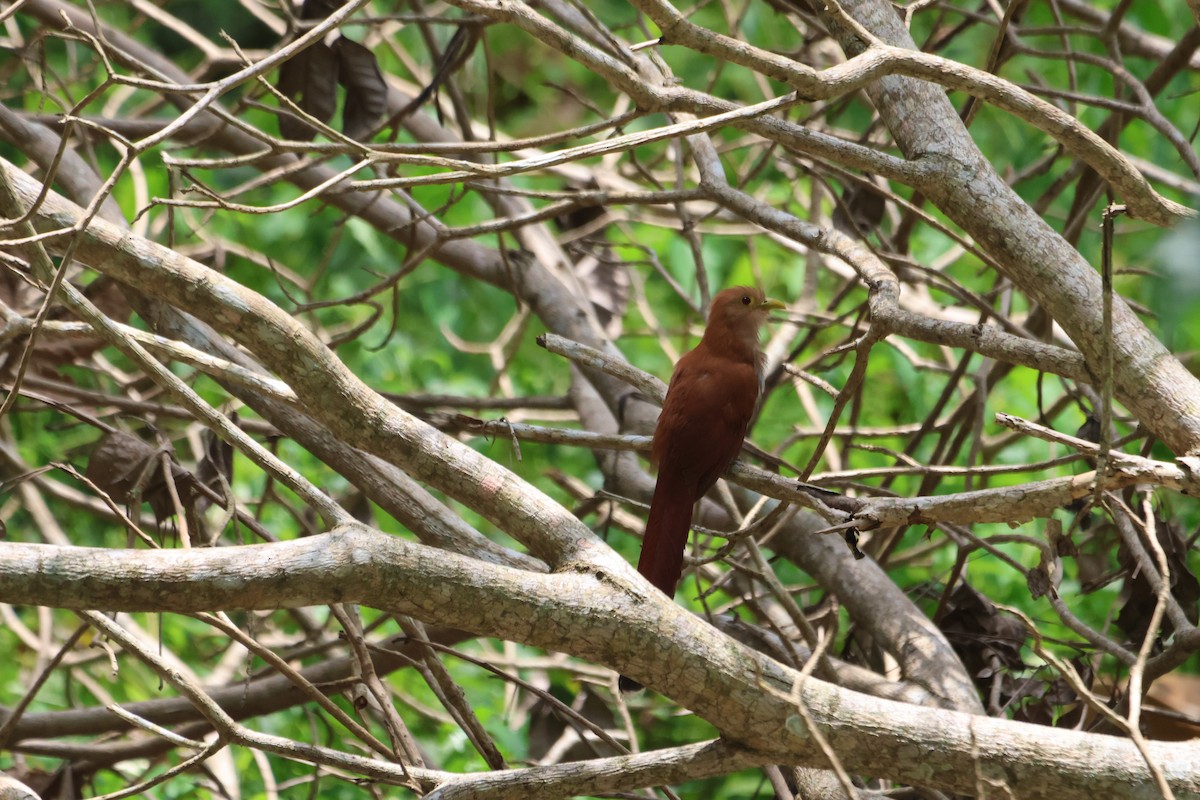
[334,38,387,140]
[277,43,339,141]
[85,431,201,528]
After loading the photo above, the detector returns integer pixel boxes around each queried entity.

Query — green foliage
[1148,219,1200,352]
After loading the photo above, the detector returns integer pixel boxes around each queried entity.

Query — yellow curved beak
[760,298,786,311]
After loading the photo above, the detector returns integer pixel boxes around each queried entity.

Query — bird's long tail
[621,475,696,691]
[636,473,696,597]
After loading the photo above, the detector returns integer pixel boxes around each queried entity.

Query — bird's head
[704,286,786,345]
[698,286,786,361]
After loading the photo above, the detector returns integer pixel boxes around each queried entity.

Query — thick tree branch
[0,528,1196,799]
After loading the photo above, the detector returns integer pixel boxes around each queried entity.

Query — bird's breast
[651,355,759,479]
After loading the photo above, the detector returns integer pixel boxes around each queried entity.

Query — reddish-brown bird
[635,286,784,598]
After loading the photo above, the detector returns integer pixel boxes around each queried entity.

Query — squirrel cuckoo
[621,287,783,691]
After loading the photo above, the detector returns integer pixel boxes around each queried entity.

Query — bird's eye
[741,295,751,305]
